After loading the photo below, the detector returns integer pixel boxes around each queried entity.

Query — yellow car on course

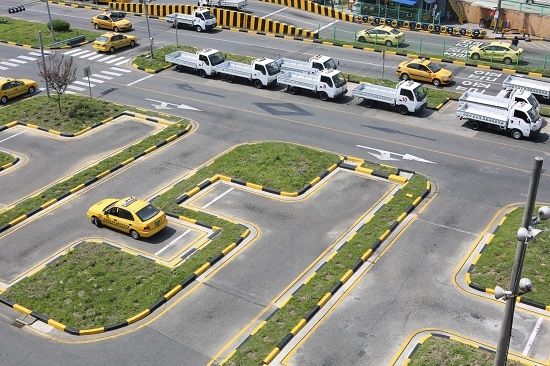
[468,41,523,65]
[396,58,453,86]
[87,196,168,240]
[0,76,38,104]
[91,12,132,32]
[93,32,137,53]
[356,25,405,47]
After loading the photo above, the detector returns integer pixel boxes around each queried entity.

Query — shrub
[47,19,70,32]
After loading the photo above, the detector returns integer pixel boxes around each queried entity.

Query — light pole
[493,0,501,34]
[45,0,56,41]
[143,0,154,58]
[493,157,549,366]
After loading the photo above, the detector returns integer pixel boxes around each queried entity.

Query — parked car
[356,25,405,47]
[396,58,453,86]
[468,41,523,65]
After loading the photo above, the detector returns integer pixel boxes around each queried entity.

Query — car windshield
[97,36,109,42]
[390,29,401,35]
[265,61,281,76]
[203,11,215,19]
[332,72,346,88]
[209,52,225,66]
[413,85,427,101]
[323,58,337,70]
[510,44,520,51]
[136,204,160,221]
[110,13,125,20]
[426,62,441,73]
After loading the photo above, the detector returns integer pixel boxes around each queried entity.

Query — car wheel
[130,40,135,47]
[195,25,203,32]
[470,120,482,130]
[504,57,512,65]
[357,36,366,43]
[113,26,119,32]
[471,53,480,60]
[401,73,409,81]
[319,92,329,101]
[130,230,140,240]
[199,69,207,78]
[109,46,115,53]
[254,79,263,89]
[91,216,102,227]
[28,86,36,94]
[385,40,393,47]
[432,78,441,87]
[364,98,373,108]
[398,105,408,115]
[0,96,7,104]
[510,129,523,140]
[94,23,99,30]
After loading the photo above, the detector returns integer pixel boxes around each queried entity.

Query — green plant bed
[0,17,100,47]
[470,207,550,305]
[0,152,14,167]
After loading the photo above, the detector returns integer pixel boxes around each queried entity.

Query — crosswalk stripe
[0,66,8,70]
[63,49,85,55]
[1,61,19,67]
[28,51,50,56]
[91,73,113,80]
[96,55,116,62]
[18,56,37,61]
[101,71,122,76]
[78,51,97,59]
[65,91,77,94]
[114,59,129,66]
[67,85,85,91]
[104,57,127,64]
[110,66,131,73]
[66,50,90,57]
[85,77,105,83]
[73,80,95,87]
[87,54,103,60]
[9,58,27,64]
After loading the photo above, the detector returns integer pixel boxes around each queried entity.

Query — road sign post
[84,66,92,98]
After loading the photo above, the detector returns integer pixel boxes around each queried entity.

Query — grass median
[0,152,14,167]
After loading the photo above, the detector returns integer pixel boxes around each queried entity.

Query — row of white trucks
[164,49,546,139]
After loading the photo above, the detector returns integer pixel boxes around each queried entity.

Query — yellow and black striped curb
[405,333,495,362]
[0,113,191,234]
[0,154,19,172]
[223,162,428,364]
[133,60,172,74]
[45,0,103,11]
[465,209,550,312]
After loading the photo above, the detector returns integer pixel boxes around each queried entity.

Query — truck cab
[497,89,540,113]
[396,80,427,112]
[309,55,338,73]
[317,69,347,98]
[508,103,542,139]
[251,58,281,86]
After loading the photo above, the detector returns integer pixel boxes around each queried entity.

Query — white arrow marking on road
[357,145,436,164]
[146,98,201,111]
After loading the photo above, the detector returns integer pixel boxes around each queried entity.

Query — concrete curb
[0,154,19,172]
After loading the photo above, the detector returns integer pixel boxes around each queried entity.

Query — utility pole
[493,0,501,34]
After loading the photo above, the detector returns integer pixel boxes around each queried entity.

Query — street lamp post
[493,157,548,366]
[493,0,501,34]
[143,0,154,58]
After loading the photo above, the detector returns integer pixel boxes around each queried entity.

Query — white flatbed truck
[275,55,338,75]
[351,80,427,114]
[165,49,225,77]
[277,70,347,101]
[456,100,542,139]
[214,58,280,88]
[165,9,217,32]
[460,90,540,114]
[198,0,247,10]
[502,75,550,99]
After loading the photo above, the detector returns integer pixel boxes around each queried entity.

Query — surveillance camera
[519,278,533,292]
[517,227,529,242]
[538,206,550,220]
[494,286,512,300]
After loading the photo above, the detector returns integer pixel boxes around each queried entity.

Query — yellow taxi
[93,33,137,53]
[396,58,453,86]
[468,41,523,65]
[91,12,132,32]
[356,25,405,47]
[87,196,168,240]
[1,76,38,104]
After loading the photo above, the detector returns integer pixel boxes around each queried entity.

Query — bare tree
[37,53,77,112]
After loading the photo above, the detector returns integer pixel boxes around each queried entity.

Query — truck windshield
[323,58,337,70]
[202,11,215,19]
[527,107,539,123]
[265,61,281,76]
[209,52,225,66]
[331,73,346,88]
[413,86,427,101]
[526,94,540,110]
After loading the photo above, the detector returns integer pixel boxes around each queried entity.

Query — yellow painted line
[246,182,263,190]
[502,68,516,73]
[194,262,211,276]
[317,293,331,307]
[96,170,111,179]
[144,146,157,153]
[218,175,232,182]
[304,271,317,284]
[263,347,280,364]
[165,134,178,142]
[47,319,66,331]
[187,186,200,197]
[49,129,61,135]
[242,228,251,238]
[348,232,356,241]
[26,124,38,129]
[472,253,481,265]
[279,295,292,308]
[70,184,85,193]
[252,320,267,335]
[220,350,237,365]
[221,242,237,255]
[281,191,298,197]
[419,334,432,343]
[498,216,507,226]
[291,319,307,335]
[379,229,391,241]
[326,251,338,262]
[361,249,373,261]
[127,309,150,324]
[340,269,353,284]
[74,127,91,136]
[310,176,321,186]
[121,157,134,166]
[79,327,104,335]
[412,196,422,206]
[465,272,471,284]
[9,215,27,226]
[453,61,466,66]
[13,304,32,315]
[396,212,407,223]
[356,166,373,174]
[134,115,146,120]
[164,284,183,300]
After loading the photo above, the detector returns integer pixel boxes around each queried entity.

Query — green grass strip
[0,152,14,167]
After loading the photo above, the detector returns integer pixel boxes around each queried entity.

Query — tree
[37,53,77,112]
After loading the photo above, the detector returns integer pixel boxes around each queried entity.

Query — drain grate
[13,314,36,328]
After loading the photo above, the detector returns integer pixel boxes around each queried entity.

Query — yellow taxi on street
[396,58,453,86]
[1,76,38,104]
[93,32,137,53]
[356,25,405,47]
[87,196,168,239]
[91,12,132,32]
[468,41,523,65]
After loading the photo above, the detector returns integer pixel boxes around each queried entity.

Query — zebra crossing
[66,66,132,92]
[0,52,45,71]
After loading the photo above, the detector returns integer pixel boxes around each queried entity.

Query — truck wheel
[254,79,263,89]
[471,53,480,60]
[364,99,373,108]
[398,105,408,115]
[226,75,234,83]
[470,121,482,130]
[510,129,523,140]
[195,25,203,32]
[199,69,207,78]
[432,78,441,87]
[288,86,298,95]
[504,57,512,65]
[175,65,183,72]
[400,73,409,81]
[319,92,329,101]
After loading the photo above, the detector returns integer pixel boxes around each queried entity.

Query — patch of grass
[470,207,550,304]
[0,152,14,167]
[361,161,399,175]
[409,335,523,366]
[0,17,100,47]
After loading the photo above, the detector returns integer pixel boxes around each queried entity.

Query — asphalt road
[1,2,550,366]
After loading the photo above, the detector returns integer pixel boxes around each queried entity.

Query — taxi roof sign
[121,196,137,207]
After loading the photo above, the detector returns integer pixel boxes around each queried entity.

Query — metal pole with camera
[493,157,548,366]
[143,0,154,58]
[45,0,56,41]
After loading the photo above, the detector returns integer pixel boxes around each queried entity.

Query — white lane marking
[78,51,97,58]
[85,77,106,83]
[203,187,234,209]
[63,48,85,55]
[18,55,37,61]
[67,85,85,91]
[105,57,127,64]
[90,73,113,80]
[0,131,25,144]
[101,71,122,76]
[523,317,543,356]
[73,80,95,87]
[114,58,129,66]
[87,54,103,60]
[97,55,116,62]
[155,229,192,256]
[316,19,339,33]
[110,66,131,73]
[0,66,8,70]
[9,58,27,64]
[66,50,90,57]
[28,51,50,56]
[127,74,154,86]
[0,61,19,67]
[262,7,288,18]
